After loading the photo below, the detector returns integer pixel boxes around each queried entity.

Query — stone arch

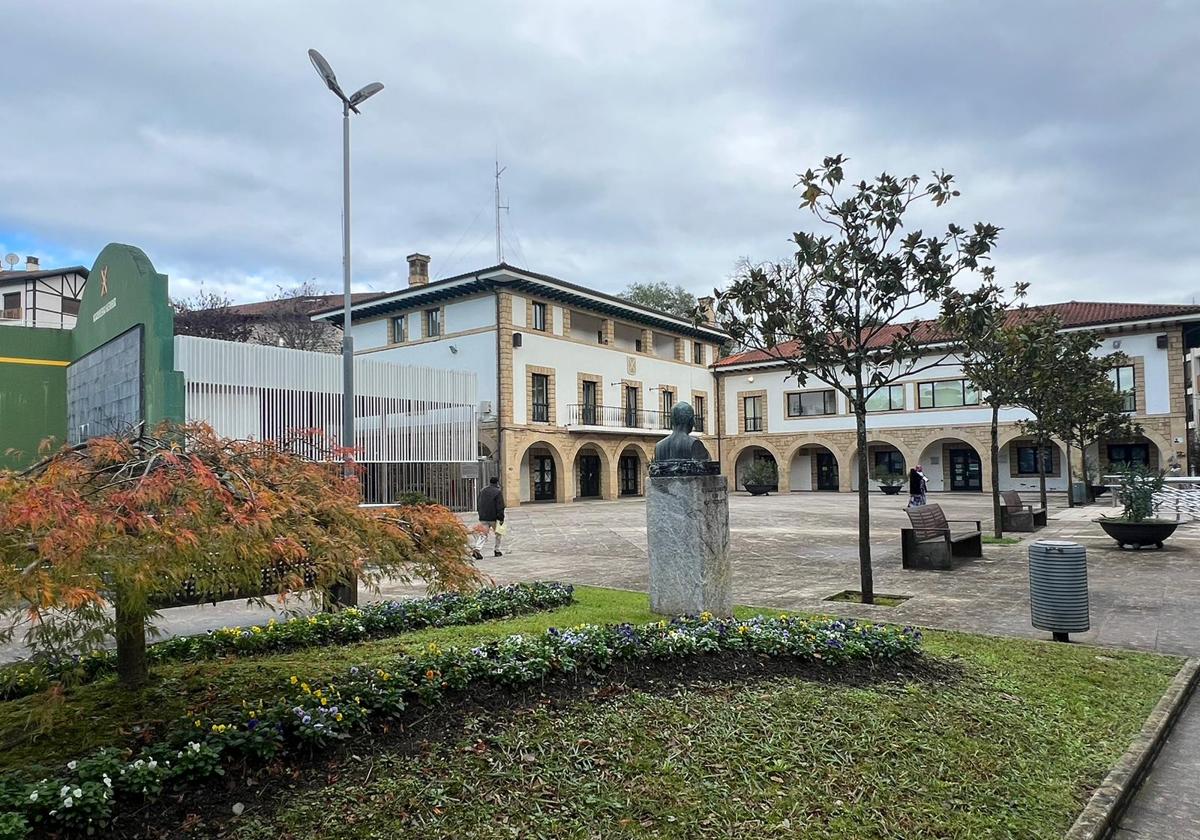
[913,434,988,493]
[731,443,782,493]
[849,438,912,492]
[782,438,848,492]
[996,431,1070,492]
[570,440,613,501]
[615,441,652,497]
[511,437,570,504]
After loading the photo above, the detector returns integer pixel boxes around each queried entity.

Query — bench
[902,503,982,570]
[1000,490,1047,532]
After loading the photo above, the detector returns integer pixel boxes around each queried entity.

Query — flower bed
[0,614,919,838]
[0,582,575,701]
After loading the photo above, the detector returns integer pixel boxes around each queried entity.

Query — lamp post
[307,49,383,468]
[308,49,383,609]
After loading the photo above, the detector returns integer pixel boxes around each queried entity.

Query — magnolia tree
[0,424,479,688]
[711,155,1000,604]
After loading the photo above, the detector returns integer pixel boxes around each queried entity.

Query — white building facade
[322,258,1200,505]
[322,255,728,506]
[0,257,88,329]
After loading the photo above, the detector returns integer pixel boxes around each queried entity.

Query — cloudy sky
[1,1,1197,306]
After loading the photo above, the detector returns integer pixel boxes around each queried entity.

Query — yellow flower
[335,713,343,722]
[290,676,298,685]
[427,642,439,653]
[301,683,311,694]
[194,719,201,728]
[251,626,263,634]
[700,611,713,622]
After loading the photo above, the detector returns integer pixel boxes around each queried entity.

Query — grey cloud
[0,0,1196,306]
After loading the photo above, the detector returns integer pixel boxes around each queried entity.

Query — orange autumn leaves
[0,423,481,661]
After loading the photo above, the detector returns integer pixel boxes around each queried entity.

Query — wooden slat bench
[1000,490,1047,532]
[902,503,982,570]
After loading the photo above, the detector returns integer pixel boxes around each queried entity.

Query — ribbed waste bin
[1029,540,1089,642]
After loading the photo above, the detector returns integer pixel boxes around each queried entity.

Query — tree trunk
[854,408,874,605]
[1065,440,1075,508]
[1037,434,1048,511]
[114,598,149,688]
[991,402,1003,539]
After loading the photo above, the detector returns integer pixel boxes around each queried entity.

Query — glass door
[949,449,982,491]
[577,454,601,498]
[532,455,556,501]
[619,455,640,496]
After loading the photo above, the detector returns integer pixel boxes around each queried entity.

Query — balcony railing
[567,404,706,433]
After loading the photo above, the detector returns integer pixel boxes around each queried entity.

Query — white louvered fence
[175,336,479,509]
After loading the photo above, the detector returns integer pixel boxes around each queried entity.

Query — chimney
[698,296,716,325]
[407,253,430,287]
[25,256,39,272]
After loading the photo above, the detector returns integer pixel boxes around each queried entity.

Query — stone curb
[1064,656,1200,840]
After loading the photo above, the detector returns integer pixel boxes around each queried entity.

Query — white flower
[66,760,77,770]
[73,787,82,798]
[60,785,71,796]
[63,796,74,808]
[102,775,112,788]
[147,759,158,770]
[28,791,38,802]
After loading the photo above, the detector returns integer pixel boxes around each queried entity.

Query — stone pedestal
[646,473,732,616]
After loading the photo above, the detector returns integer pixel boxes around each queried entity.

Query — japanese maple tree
[0,424,479,687]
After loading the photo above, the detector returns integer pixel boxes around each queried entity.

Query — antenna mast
[494,158,508,264]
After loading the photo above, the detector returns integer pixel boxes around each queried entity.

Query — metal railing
[1104,474,1200,522]
[567,403,706,433]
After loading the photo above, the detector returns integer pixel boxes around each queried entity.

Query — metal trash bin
[1028,540,1089,642]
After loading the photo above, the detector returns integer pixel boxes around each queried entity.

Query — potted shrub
[1098,464,1178,549]
[742,460,778,496]
[874,470,904,495]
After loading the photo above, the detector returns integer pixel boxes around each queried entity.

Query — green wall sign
[0,243,185,468]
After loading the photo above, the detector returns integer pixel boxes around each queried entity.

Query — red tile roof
[216,292,387,318]
[714,300,1200,368]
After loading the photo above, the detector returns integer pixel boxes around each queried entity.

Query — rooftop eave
[315,265,730,342]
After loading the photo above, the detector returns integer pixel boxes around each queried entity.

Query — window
[424,308,441,338]
[744,396,763,431]
[864,385,905,412]
[787,389,837,417]
[1109,365,1136,412]
[581,380,597,417]
[531,373,550,422]
[532,301,548,332]
[596,329,605,344]
[1016,446,1054,476]
[873,450,904,475]
[635,338,643,353]
[693,395,706,432]
[391,315,407,343]
[2,292,19,317]
[1107,443,1149,466]
[692,342,704,364]
[61,297,81,317]
[661,388,675,415]
[918,379,980,409]
[624,386,639,427]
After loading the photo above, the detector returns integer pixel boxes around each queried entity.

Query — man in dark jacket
[476,476,505,558]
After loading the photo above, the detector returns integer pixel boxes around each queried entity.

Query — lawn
[0,585,1183,839]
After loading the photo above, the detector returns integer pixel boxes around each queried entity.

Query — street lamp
[307,48,383,472]
[308,49,383,610]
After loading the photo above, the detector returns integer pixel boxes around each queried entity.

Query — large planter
[1098,518,1179,550]
[744,483,773,496]
[879,484,903,496]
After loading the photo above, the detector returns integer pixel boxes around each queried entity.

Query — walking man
[476,476,505,558]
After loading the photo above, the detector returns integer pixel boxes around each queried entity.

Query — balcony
[566,404,706,434]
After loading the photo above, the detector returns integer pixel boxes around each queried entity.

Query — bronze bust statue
[650,402,716,476]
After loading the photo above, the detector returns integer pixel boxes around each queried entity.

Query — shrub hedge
[0,614,920,838]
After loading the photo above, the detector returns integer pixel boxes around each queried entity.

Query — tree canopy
[713,154,1001,603]
[0,424,479,687]
[621,280,698,319]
